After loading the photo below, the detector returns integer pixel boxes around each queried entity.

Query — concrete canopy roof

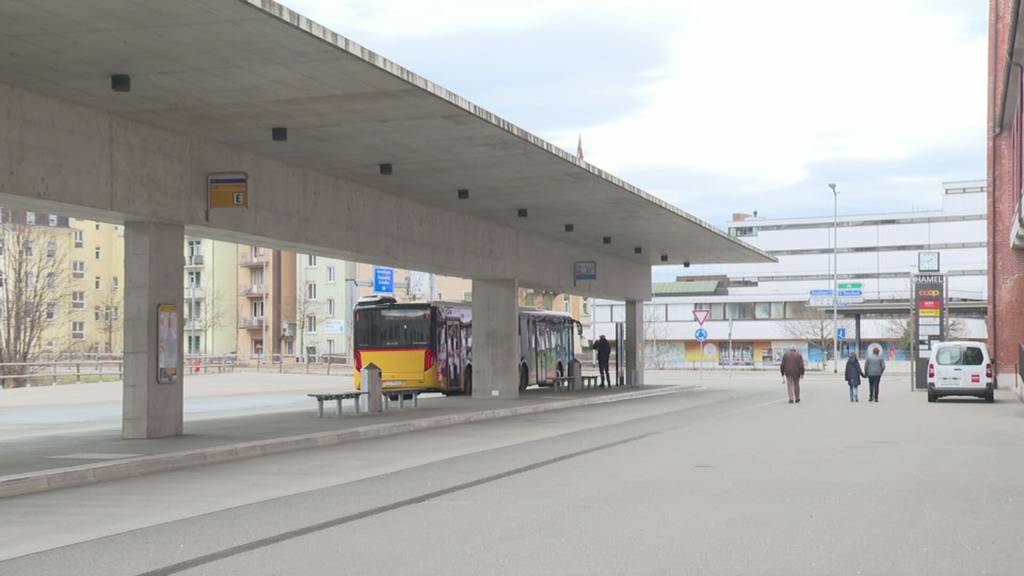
[0,0,772,267]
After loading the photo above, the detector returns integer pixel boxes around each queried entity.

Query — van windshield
[936,346,984,366]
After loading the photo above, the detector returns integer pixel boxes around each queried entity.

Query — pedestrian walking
[864,349,886,402]
[780,347,805,404]
[845,353,865,402]
[595,335,612,387]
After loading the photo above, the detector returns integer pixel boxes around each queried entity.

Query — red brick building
[988,0,1024,394]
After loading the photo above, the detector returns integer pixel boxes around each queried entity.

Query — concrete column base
[123,221,185,439]
[471,279,519,399]
[625,300,645,387]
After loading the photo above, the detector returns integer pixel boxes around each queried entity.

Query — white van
[927,341,994,403]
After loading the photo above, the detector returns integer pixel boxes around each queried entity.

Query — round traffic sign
[702,343,718,358]
[695,328,708,342]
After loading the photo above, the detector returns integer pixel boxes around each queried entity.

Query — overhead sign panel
[208,172,249,209]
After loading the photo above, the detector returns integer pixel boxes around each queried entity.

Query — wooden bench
[382,388,434,409]
[308,392,364,418]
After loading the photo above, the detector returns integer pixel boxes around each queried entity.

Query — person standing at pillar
[595,335,612,387]
[864,348,886,402]
[780,347,805,404]
[845,352,865,402]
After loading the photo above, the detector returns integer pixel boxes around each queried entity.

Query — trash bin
[363,363,383,413]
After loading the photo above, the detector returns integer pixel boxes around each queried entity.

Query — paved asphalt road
[2,372,1022,575]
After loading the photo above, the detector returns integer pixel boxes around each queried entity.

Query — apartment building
[237,246,296,360]
[296,253,347,360]
[183,237,239,356]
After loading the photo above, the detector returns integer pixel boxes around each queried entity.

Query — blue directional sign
[810,289,833,296]
[695,328,708,342]
[373,267,394,293]
[836,327,846,341]
[838,290,863,297]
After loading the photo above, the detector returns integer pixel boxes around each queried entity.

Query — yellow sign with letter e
[208,172,248,209]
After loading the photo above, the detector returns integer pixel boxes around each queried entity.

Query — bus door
[446,319,463,391]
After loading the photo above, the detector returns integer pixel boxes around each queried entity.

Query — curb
[0,386,690,499]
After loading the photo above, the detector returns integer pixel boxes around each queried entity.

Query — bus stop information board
[207,173,248,209]
[914,275,944,390]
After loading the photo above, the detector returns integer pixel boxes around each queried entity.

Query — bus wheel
[464,367,473,396]
[519,365,529,392]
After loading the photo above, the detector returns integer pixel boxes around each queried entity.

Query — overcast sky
[285,0,986,245]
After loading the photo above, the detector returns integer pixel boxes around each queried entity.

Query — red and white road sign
[693,309,710,326]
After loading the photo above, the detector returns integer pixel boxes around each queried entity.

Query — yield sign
[692,309,710,326]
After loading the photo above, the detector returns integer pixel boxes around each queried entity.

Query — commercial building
[988,0,1024,390]
[591,181,987,368]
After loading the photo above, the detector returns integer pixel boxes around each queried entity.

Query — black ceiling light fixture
[603,236,612,244]
[110,74,131,92]
[564,224,574,232]
[634,246,643,254]
[379,163,393,176]
[271,127,288,142]
[683,261,691,268]
[660,254,669,262]
[458,189,469,200]
[517,208,528,218]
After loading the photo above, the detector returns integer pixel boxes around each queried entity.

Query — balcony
[239,317,265,330]
[185,254,205,267]
[239,252,269,267]
[241,284,265,297]
[185,317,203,330]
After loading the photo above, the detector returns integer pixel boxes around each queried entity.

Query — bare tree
[185,283,229,356]
[783,305,850,365]
[0,223,70,387]
[886,314,969,352]
[644,303,671,369]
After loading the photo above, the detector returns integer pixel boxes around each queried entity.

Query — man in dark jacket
[780,347,805,404]
[595,335,612,387]
[845,353,865,402]
[864,349,886,402]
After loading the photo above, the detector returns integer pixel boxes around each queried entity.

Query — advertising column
[913,275,944,389]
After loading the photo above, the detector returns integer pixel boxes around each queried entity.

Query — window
[24,240,34,257]
[187,240,202,257]
[936,346,985,366]
[46,302,56,320]
[786,302,808,319]
[95,222,100,230]
[112,276,119,290]
[187,335,201,354]
[72,291,86,309]
[250,268,264,286]
[755,303,772,319]
[582,298,590,316]
[187,271,201,289]
[48,214,58,227]
[26,211,36,225]
[94,306,102,321]
[710,303,725,321]
[327,266,336,283]
[252,339,264,356]
[187,300,202,321]
[726,303,754,320]
[46,272,56,289]
[286,340,294,355]
[110,305,119,321]
[25,272,35,289]
[46,240,56,258]
[666,304,690,321]
[73,229,84,248]
[327,339,336,354]
[306,282,317,300]
[307,254,317,267]
[72,260,86,278]
[771,302,786,319]
[306,315,317,333]
[731,226,757,237]
[251,300,264,318]
[95,246,101,260]
[72,321,85,339]
[327,298,336,316]
[563,294,571,313]
[94,276,101,290]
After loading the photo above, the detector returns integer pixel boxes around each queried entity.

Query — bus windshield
[355,308,431,349]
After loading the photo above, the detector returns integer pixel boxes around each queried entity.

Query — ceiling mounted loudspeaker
[564,224,574,232]
[458,189,469,199]
[661,254,668,262]
[683,261,691,268]
[634,246,642,254]
[272,127,287,141]
[517,208,528,218]
[379,163,393,176]
[110,74,131,92]
[603,236,612,244]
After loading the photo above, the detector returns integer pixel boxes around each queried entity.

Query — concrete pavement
[3,370,1021,574]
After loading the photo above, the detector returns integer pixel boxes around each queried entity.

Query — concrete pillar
[471,279,519,399]
[625,300,645,387]
[123,221,185,439]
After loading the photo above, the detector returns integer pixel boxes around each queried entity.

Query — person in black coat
[595,335,612,387]
[845,353,866,402]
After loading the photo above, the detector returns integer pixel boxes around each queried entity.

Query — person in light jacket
[844,353,865,402]
[864,349,886,402]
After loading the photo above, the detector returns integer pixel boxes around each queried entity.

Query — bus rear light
[424,348,433,371]
[986,363,993,378]
[927,363,934,379]
[355,350,362,372]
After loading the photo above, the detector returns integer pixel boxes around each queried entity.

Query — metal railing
[239,252,269,266]
[239,317,265,329]
[237,353,351,376]
[0,360,123,387]
[241,284,265,296]
[185,254,205,266]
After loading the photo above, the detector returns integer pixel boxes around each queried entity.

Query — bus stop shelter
[0,0,772,438]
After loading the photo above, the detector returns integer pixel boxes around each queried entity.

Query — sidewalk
[0,383,689,498]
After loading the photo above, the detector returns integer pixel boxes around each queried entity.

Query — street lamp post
[829,183,839,373]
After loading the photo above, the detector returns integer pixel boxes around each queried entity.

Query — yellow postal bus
[353,297,581,395]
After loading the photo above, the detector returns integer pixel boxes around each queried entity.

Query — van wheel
[985,390,995,403]
[464,366,473,396]
[519,365,529,392]
[927,391,936,403]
